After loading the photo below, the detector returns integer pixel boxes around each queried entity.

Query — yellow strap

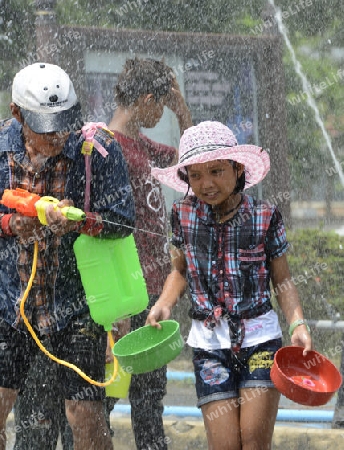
[19,241,118,387]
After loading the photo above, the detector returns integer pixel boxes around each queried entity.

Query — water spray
[268,0,344,188]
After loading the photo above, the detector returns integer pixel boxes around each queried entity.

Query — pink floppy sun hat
[151,121,270,193]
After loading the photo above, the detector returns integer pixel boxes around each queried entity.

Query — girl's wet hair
[232,162,246,193]
[177,160,246,194]
[115,57,175,106]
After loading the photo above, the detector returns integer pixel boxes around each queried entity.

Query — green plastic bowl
[112,320,184,374]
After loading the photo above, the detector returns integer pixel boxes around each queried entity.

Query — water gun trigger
[36,196,86,225]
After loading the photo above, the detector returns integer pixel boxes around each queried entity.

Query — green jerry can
[73,234,149,331]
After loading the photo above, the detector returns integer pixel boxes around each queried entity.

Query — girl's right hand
[146,304,172,329]
[291,324,312,355]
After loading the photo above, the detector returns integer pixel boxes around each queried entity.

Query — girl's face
[187,160,243,206]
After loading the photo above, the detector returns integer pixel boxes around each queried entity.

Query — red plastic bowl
[271,346,342,406]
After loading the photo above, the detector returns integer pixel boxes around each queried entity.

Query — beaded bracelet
[289,319,310,337]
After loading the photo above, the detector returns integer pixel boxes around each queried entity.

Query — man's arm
[164,78,192,137]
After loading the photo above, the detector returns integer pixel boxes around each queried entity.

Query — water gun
[2,188,119,387]
[0,188,86,225]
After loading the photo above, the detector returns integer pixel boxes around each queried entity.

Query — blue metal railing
[112,370,334,424]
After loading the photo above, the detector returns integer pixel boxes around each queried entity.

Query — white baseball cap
[12,62,83,133]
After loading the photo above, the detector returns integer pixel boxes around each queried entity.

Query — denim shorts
[0,315,107,401]
[192,338,282,407]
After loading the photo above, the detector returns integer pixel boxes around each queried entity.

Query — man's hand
[112,318,131,341]
[9,214,43,241]
[164,78,185,114]
[106,318,131,363]
[164,78,193,134]
[44,199,79,236]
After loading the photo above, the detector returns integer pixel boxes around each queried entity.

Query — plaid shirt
[0,119,135,335]
[171,194,289,318]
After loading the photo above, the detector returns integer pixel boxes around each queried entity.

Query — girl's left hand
[291,324,312,355]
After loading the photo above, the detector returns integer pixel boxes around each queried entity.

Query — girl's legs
[239,387,280,449]
[195,340,282,449]
[201,398,241,450]
[201,388,280,450]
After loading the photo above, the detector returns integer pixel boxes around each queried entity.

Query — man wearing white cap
[0,63,135,450]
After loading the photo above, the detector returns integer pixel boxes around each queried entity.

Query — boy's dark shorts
[192,338,282,407]
[0,314,107,401]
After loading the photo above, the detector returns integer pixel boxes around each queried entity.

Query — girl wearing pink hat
[147,121,311,449]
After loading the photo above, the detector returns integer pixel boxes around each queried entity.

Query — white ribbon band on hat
[179,144,235,164]
[151,121,271,193]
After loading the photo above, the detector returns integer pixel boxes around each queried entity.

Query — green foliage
[282,30,344,197]
[53,0,344,40]
[276,0,344,38]
[271,228,344,355]
[55,0,267,33]
[285,228,344,319]
[55,0,114,27]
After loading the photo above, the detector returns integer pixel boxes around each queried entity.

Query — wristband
[0,214,14,237]
[289,319,310,337]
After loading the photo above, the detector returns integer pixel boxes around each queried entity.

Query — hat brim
[152,145,270,193]
[20,102,83,134]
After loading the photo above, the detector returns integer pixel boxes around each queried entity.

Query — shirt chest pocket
[238,244,266,305]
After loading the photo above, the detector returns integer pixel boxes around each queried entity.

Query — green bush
[273,228,344,359]
[286,228,344,319]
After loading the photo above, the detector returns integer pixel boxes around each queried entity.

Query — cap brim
[20,102,83,134]
[151,145,270,193]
